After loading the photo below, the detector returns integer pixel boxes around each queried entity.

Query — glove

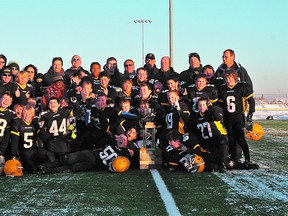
[245,114,253,131]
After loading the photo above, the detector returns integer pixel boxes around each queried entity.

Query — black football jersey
[86,105,116,132]
[0,108,15,143]
[10,118,39,153]
[190,106,227,141]
[96,142,132,166]
[39,108,71,139]
[187,84,218,112]
[164,102,190,133]
[218,82,253,116]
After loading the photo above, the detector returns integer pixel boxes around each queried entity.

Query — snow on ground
[254,110,288,120]
[214,170,288,214]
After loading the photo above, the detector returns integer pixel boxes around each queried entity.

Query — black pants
[225,114,250,162]
[43,150,100,172]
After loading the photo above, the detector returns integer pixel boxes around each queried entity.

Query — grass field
[0,120,287,216]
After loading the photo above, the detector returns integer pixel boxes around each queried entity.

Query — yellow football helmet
[112,156,130,173]
[4,159,23,177]
[245,123,264,141]
[182,154,205,174]
[194,155,205,173]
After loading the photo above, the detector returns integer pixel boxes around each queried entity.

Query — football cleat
[4,159,23,177]
[183,154,205,174]
[244,161,259,170]
[245,123,264,141]
[111,156,130,173]
[218,163,227,173]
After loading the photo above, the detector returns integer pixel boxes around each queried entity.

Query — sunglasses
[11,67,19,70]
[72,58,80,61]
[2,74,11,77]
[124,64,133,67]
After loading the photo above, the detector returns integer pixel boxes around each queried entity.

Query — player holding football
[162,130,204,173]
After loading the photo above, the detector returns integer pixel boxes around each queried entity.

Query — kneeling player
[189,97,228,172]
[162,130,204,173]
[39,134,134,173]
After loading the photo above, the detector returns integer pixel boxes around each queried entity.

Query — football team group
[0,49,263,176]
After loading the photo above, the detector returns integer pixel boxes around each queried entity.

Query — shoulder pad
[114,87,122,92]
[188,84,196,88]
[8,109,16,114]
[206,84,215,87]
[132,86,139,90]
[40,111,49,116]
[178,81,186,86]
[151,95,158,99]
[149,79,156,84]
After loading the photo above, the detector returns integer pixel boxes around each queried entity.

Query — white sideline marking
[150,169,181,216]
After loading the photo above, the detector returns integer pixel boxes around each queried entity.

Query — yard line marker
[150,169,181,216]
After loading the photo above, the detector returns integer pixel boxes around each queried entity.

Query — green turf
[0,120,287,215]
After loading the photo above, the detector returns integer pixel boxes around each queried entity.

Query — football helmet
[4,159,23,177]
[112,156,130,173]
[0,156,5,174]
[245,123,264,141]
[182,154,205,174]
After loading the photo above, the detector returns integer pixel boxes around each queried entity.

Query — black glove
[245,114,253,131]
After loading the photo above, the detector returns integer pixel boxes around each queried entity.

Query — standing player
[186,74,218,113]
[218,70,258,169]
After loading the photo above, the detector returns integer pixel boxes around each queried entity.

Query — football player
[189,97,228,172]
[10,105,40,173]
[11,71,34,105]
[0,93,16,158]
[38,97,78,161]
[79,92,118,150]
[185,74,218,113]
[218,70,259,169]
[159,90,190,150]
[162,130,203,172]
[38,134,133,173]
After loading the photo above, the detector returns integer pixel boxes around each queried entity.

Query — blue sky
[1,0,288,94]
